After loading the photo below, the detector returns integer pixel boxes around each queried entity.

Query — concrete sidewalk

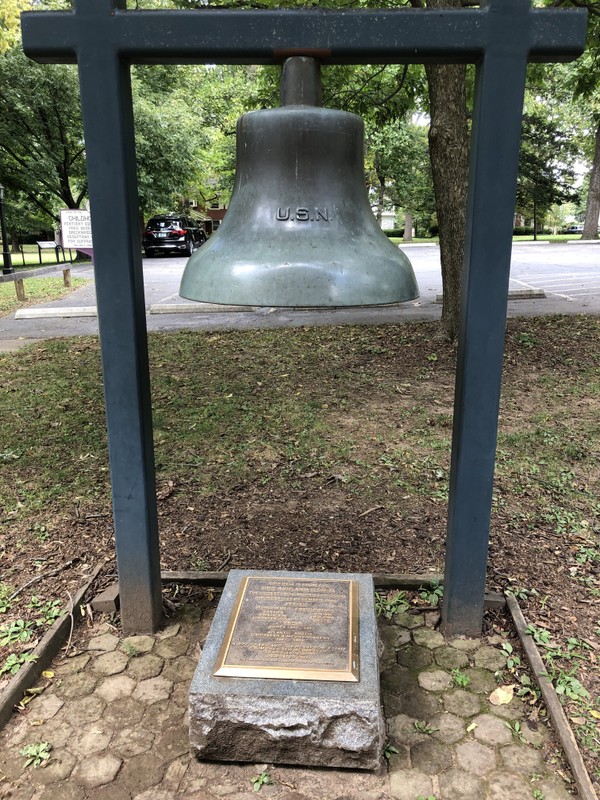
[0,594,577,799]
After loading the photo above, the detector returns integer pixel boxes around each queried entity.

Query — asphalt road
[1,241,599,348]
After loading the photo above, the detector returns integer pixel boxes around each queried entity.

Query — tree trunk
[423,1,469,342]
[582,120,600,240]
[403,211,413,242]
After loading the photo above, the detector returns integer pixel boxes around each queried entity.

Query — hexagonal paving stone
[499,743,545,775]
[91,650,129,676]
[412,627,445,649]
[132,676,173,705]
[433,645,469,670]
[386,714,428,747]
[161,655,196,684]
[535,778,575,800]
[29,749,77,785]
[54,654,91,676]
[40,782,85,800]
[396,644,433,670]
[438,767,485,800]
[472,713,513,746]
[71,754,122,788]
[87,633,119,652]
[117,752,167,792]
[473,645,507,671]
[28,694,64,721]
[443,688,481,718]
[486,770,534,800]
[127,653,164,681]
[120,635,155,655]
[111,726,156,758]
[388,769,433,800]
[95,674,136,702]
[380,665,418,696]
[410,739,453,775]
[378,623,411,651]
[521,720,548,748]
[486,697,525,721]
[400,687,443,720]
[102,696,146,728]
[54,672,97,700]
[429,712,466,744]
[34,719,73,750]
[418,669,453,692]
[455,739,497,775]
[394,612,425,629]
[461,668,498,695]
[449,637,480,652]
[68,695,106,725]
[68,723,113,757]
[385,745,411,772]
[154,724,190,762]
[153,637,190,659]
[156,623,181,640]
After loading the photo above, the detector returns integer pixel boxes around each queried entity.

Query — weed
[501,642,521,671]
[414,720,439,735]
[515,673,540,705]
[552,671,590,702]
[27,597,62,626]
[575,546,600,565]
[383,743,399,760]
[19,742,52,768]
[121,642,139,658]
[0,584,12,613]
[31,523,48,543]
[505,720,525,743]
[0,619,34,646]
[451,669,470,689]
[0,652,38,676]
[518,332,537,348]
[525,624,552,647]
[250,771,274,792]
[418,580,443,607]
[532,789,544,800]
[190,557,210,572]
[375,590,409,620]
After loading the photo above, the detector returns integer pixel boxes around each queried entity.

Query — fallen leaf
[42,671,54,679]
[589,710,600,720]
[489,685,515,706]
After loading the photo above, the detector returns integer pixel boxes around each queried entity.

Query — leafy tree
[516,108,580,238]
[0,48,87,223]
[546,0,600,239]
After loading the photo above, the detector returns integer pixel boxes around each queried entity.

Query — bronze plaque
[214,576,359,682]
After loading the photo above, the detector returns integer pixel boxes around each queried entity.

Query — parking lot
[0,241,599,347]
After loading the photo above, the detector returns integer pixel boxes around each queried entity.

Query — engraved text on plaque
[214,576,359,681]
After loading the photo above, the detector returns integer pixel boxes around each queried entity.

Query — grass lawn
[0,276,88,316]
[0,315,598,782]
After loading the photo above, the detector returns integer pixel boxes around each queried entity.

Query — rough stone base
[189,569,384,770]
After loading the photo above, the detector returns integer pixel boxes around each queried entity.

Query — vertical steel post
[76,27,162,632]
[442,0,530,637]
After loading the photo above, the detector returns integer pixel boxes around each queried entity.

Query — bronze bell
[180,57,419,307]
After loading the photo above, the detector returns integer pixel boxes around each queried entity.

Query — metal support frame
[21,0,586,635]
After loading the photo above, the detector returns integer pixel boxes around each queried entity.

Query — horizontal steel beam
[22,2,586,65]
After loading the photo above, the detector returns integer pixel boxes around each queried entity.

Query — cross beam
[21,0,586,635]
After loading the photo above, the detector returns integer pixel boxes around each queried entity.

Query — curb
[507,594,597,800]
[0,560,106,731]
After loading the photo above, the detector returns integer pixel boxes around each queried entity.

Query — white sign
[60,209,93,249]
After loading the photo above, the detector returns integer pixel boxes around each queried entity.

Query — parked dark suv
[142,214,207,257]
